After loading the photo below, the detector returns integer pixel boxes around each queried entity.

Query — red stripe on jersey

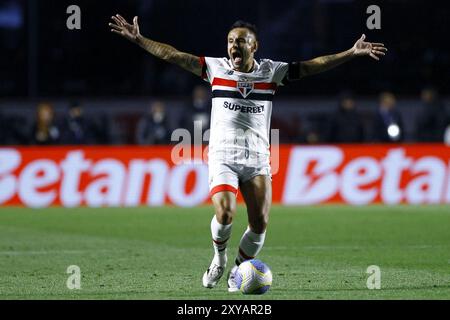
[254,82,277,90]
[210,184,238,197]
[212,77,277,90]
[212,78,237,88]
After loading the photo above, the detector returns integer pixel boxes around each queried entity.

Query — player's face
[227,28,258,72]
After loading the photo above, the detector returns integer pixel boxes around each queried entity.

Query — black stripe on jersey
[212,90,274,102]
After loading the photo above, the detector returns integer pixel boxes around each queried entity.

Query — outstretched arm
[292,34,387,79]
[109,14,202,77]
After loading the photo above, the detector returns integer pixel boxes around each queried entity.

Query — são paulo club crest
[237,80,254,98]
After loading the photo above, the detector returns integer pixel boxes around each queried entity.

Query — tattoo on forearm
[176,54,201,75]
[300,49,353,77]
[137,36,201,76]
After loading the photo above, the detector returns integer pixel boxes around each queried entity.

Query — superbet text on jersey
[200,57,288,165]
[199,57,289,195]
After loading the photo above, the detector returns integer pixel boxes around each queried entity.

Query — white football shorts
[208,161,271,197]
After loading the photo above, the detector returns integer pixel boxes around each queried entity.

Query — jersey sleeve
[271,61,290,86]
[199,57,223,84]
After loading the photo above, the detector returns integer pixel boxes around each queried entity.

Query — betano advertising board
[1,145,449,207]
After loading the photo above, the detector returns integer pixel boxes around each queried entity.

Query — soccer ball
[235,259,272,294]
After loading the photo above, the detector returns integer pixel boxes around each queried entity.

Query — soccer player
[109,15,387,292]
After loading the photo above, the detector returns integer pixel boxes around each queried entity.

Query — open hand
[352,34,387,61]
[109,14,141,43]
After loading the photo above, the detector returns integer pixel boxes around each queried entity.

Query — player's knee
[248,208,270,234]
[215,205,236,224]
[249,218,268,234]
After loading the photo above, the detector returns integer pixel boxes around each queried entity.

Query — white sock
[235,227,266,265]
[210,215,232,267]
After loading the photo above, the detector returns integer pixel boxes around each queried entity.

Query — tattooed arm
[109,14,202,77]
[290,34,387,79]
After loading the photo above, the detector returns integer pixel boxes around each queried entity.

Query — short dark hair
[229,20,258,40]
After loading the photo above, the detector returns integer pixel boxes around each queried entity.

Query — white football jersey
[200,57,289,167]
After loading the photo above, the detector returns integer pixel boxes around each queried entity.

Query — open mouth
[231,51,243,65]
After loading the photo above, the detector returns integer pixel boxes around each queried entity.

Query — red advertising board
[1,145,449,207]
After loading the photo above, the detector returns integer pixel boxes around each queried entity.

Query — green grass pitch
[0,205,449,300]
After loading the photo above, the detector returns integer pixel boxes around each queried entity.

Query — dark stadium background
[2,0,449,97]
[1,0,449,146]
